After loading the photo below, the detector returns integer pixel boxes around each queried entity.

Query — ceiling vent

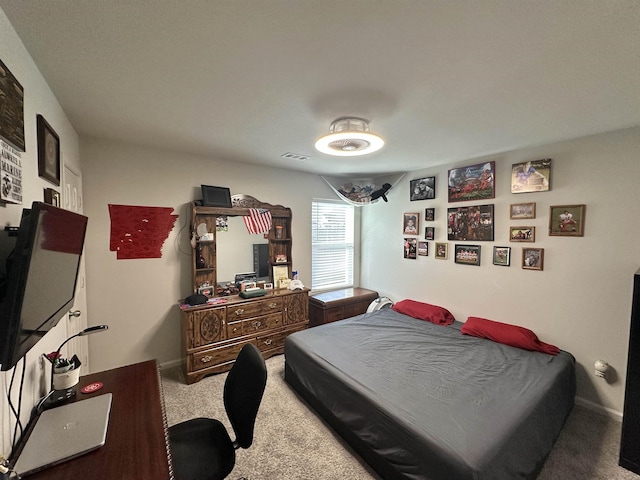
[315,117,384,157]
[281,152,311,161]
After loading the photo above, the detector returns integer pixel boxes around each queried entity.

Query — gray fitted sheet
[284,309,575,479]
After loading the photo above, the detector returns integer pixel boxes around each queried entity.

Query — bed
[284,307,575,480]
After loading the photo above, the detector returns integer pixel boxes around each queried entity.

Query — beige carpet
[162,355,639,480]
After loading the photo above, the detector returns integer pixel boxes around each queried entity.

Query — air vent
[281,152,311,161]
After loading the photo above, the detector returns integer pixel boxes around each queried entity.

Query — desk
[16,360,172,479]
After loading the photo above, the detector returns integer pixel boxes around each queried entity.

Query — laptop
[13,393,112,477]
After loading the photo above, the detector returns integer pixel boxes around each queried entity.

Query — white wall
[0,8,82,458]
[360,126,640,416]
[80,138,336,373]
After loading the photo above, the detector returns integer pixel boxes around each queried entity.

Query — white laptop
[14,393,112,477]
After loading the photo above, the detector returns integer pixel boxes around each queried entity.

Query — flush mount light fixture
[314,117,384,156]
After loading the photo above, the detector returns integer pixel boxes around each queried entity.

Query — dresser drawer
[243,312,282,334]
[227,297,283,320]
[227,320,244,339]
[192,340,250,372]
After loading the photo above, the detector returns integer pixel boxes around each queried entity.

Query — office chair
[169,343,267,480]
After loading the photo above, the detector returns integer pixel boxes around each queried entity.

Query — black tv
[0,202,88,371]
[200,184,232,207]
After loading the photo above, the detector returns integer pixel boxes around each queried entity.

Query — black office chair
[169,343,267,480]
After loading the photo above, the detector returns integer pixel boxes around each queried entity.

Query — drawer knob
[268,302,278,309]
[264,339,273,346]
[200,355,213,364]
[234,308,245,316]
[251,320,262,329]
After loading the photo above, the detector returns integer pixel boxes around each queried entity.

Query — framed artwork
[509,226,535,242]
[43,187,60,207]
[0,58,25,151]
[493,246,511,266]
[37,114,60,186]
[417,241,428,256]
[197,285,215,297]
[522,247,544,270]
[511,158,551,193]
[447,204,494,241]
[410,176,435,200]
[403,213,419,235]
[272,265,289,288]
[425,208,435,221]
[434,242,448,260]
[425,227,434,240]
[510,202,536,219]
[549,204,586,236]
[447,161,495,202]
[454,244,481,266]
[404,238,417,259]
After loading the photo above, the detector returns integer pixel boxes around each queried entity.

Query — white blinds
[311,200,354,290]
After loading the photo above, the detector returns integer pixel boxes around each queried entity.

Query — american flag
[243,208,272,234]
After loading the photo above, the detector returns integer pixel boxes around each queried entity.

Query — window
[311,200,354,290]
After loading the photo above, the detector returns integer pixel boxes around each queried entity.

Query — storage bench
[309,288,379,327]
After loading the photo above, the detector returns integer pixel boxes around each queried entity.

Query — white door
[62,164,90,370]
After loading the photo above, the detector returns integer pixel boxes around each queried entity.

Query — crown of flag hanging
[243,208,272,234]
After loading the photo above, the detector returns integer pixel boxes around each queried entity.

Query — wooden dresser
[180,288,308,384]
[309,287,379,327]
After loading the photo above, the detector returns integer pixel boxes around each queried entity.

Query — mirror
[216,216,268,284]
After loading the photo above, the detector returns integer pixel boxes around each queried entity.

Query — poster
[1,140,22,204]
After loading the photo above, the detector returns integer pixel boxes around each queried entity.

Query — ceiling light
[314,117,384,157]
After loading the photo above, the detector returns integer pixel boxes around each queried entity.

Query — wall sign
[1,139,22,204]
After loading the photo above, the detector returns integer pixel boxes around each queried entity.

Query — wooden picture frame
[425,208,435,221]
[448,161,495,202]
[434,242,448,260]
[403,212,419,235]
[522,247,544,270]
[510,202,536,219]
[410,176,435,200]
[447,204,494,241]
[43,187,60,207]
[509,226,535,242]
[493,246,511,266]
[417,241,428,256]
[404,238,417,259]
[424,227,434,241]
[37,114,60,186]
[511,159,551,193]
[549,204,586,236]
[455,244,481,266]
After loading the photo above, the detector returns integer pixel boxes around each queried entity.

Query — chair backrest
[223,343,267,449]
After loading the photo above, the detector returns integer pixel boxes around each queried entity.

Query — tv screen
[0,202,88,371]
[201,185,232,207]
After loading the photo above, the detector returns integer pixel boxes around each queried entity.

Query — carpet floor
[162,355,639,479]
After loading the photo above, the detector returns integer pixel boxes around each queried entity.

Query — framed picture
[509,226,535,242]
[197,285,215,297]
[410,176,435,200]
[549,204,586,236]
[454,244,481,266]
[434,242,448,260]
[272,265,289,288]
[511,159,551,193]
[425,227,434,240]
[447,204,494,241]
[417,241,428,256]
[448,161,495,202]
[404,238,417,259]
[403,213,419,235]
[510,202,536,219]
[0,59,25,151]
[43,188,60,207]
[37,114,60,186]
[425,208,435,221]
[493,246,511,266]
[522,247,544,270]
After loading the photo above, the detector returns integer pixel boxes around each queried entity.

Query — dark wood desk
[21,360,172,479]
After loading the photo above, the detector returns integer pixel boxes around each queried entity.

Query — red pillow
[461,316,560,355]
[392,299,455,326]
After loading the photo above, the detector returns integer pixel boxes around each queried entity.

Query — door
[62,164,90,370]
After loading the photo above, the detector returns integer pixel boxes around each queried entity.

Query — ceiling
[1,1,639,177]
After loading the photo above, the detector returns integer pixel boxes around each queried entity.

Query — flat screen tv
[201,184,232,207]
[0,202,88,371]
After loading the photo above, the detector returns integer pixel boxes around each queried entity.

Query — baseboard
[159,358,181,371]
[574,395,623,422]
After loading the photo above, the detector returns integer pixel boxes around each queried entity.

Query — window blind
[311,201,354,290]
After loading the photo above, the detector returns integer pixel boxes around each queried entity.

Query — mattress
[284,309,575,480]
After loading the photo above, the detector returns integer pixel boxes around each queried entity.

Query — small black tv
[201,185,232,207]
[0,202,88,371]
